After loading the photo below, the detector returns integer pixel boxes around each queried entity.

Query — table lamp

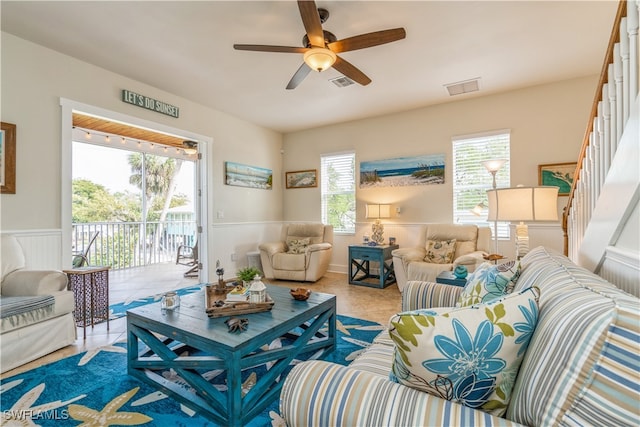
[366,204,391,245]
[486,186,559,259]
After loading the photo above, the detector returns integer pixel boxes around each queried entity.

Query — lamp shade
[487,186,559,221]
[482,159,507,173]
[303,48,337,72]
[366,204,391,219]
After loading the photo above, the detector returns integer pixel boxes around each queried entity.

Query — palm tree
[128,153,184,260]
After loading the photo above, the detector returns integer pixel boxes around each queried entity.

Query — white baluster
[608,66,618,164]
[602,85,611,182]
[594,103,603,197]
[628,0,639,98]
[582,156,591,222]
[588,143,597,213]
[613,44,624,147]
[621,18,630,122]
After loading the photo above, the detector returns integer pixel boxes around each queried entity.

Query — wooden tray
[205,284,274,318]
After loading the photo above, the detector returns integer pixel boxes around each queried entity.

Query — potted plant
[237,266,262,286]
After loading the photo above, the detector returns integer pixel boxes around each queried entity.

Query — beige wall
[1,33,283,273]
[1,31,600,275]
[283,76,597,269]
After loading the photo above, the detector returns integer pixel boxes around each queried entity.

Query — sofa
[392,223,492,293]
[280,246,640,426]
[259,223,333,282]
[1,235,76,373]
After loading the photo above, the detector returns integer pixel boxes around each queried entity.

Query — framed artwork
[1,122,16,194]
[538,162,577,196]
[225,161,272,190]
[286,169,317,189]
[360,153,445,188]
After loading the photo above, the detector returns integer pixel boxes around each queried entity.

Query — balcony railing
[72,220,197,270]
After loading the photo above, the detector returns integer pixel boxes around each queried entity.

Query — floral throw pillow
[389,286,540,417]
[457,261,521,307]
[424,239,457,264]
[286,237,310,254]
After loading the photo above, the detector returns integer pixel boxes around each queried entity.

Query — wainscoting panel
[598,246,640,297]
[209,222,283,275]
[1,230,63,270]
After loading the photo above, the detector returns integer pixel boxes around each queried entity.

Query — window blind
[452,131,511,239]
[321,152,355,234]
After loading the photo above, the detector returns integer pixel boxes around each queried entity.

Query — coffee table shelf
[126,284,336,427]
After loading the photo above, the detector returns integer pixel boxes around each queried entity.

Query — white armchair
[392,224,491,293]
[259,223,333,282]
[1,235,76,373]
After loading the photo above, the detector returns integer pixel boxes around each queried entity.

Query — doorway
[60,99,210,285]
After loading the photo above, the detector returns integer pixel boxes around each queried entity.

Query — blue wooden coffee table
[127,284,336,426]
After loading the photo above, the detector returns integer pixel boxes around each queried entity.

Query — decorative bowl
[290,288,311,301]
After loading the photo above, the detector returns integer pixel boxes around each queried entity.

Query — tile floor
[1,263,402,379]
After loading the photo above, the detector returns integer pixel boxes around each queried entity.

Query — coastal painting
[360,154,445,188]
[538,162,576,196]
[286,169,317,189]
[225,161,272,190]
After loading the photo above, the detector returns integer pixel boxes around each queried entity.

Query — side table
[349,244,399,288]
[435,271,467,287]
[63,266,110,339]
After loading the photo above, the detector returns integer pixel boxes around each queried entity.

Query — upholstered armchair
[392,224,491,293]
[259,223,333,282]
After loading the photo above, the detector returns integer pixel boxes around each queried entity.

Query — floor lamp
[481,159,507,255]
[486,186,559,259]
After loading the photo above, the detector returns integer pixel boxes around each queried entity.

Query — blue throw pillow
[457,261,521,307]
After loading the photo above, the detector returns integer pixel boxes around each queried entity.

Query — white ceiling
[1,1,618,134]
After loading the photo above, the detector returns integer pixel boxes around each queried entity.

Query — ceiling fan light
[182,140,198,155]
[303,48,336,72]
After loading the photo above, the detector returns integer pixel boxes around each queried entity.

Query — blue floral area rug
[0,315,383,426]
[109,285,205,320]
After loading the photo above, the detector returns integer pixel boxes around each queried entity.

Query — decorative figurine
[225,317,249,333]
[214,260,228,294]
[454,265,468,279]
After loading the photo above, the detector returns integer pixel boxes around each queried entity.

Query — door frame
[60,98,211,282]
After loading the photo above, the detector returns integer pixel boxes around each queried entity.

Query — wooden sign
[122,89,179,118]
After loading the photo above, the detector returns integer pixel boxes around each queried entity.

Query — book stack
[226,285,249,302]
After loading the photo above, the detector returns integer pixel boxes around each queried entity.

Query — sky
[72,141,195,201]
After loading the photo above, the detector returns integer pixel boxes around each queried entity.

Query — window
[452,131,511,239]
[321,152,355,234]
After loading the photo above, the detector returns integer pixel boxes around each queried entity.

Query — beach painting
[360,154,445,188]
[225,161,272,190]
[538,162,576,196]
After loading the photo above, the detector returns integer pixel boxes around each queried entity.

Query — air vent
[444,78,480,96]
[329,76,355,88]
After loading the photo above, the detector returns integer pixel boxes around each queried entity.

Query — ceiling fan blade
[328,28,406,53]
[332,56,371,86]
[234,44,308,54]
[286,63,312,90]
[297,0,325,47]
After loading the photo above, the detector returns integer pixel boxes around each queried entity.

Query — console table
[348,244,399,288]
[63,266,110,339]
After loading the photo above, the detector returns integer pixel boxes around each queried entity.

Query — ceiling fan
[233,0,406,90]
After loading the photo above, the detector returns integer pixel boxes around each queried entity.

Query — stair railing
[563,0,639,259]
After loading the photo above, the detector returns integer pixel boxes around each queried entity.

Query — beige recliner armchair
[259,223,333,282]
[392,223,491,293]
